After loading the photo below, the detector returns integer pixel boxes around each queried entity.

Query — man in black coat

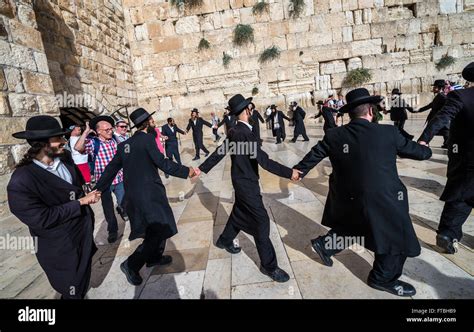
[386,88,416,140]
[199,94,302,283]
[8,116,101,299]
[218,106,237,136]
[314,100,338,133]
[289,101,310,142]
[418,62,474,254]
[293,88,432,297]
[162,117,186,165]
[417,79,449,148]
[186,108,212,160]
[265,105,291,144]
[95,108,199,285]
[249,102,264,144]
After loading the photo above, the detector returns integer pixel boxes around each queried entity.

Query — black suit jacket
[186,117,212,140]
[294,118,432,256]
[251,110,264,139]
[218,115,237,135]
[95,131,189,240]
[388,95,414,121]
[7,152,96,298]
[418,92,448,124]
[266,110,290,137]
[315,106,337,132]
[419,87,474,201]
[161,124,185,145]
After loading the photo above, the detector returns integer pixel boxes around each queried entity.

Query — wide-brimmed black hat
[191,108,199,114]
[391,88,402,95]
[89,115,115,131]
[462,62,474,82]
[130,108,155,129]
[12,115,71,141]
[316,100,324,105]
[228,94,253,116]
[432,79,446,87]
[289,101,298,107]
[339,88,383,113]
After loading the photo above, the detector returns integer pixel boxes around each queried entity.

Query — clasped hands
[291,168,303,182]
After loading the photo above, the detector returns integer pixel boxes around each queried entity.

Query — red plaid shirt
[85,137,123,185]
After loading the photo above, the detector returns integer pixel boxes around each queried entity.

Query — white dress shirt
[33,158,73,184]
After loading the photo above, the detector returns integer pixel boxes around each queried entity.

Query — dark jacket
[266,110,290,137]
[186,117,212,141]
[218,115,237,135]
[292,106,307,136]
[199,122,293,235]
[251,110,265,140]
[388,95,414,121]
[294,118,432,256]
[161,124,185,145]
[315,106,337,133]
[418,92,448,124]
[95,131,189,240]
[7,152,96,298]
[419,87,474,202]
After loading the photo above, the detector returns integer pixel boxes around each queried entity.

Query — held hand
[192,167,201,178]
[291,169,303,181]
[79,190,101,205]
[418,140,428,146]
[163,135,169,140]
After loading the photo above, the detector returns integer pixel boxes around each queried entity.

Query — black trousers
[394,120,413,139]
[219,221,278,271]
[193,136,209,157]
[320,231,407,287]
[438,197,474,241]
[165,142,181,165]
[292,128,309,141]
[212,128,220,141]
[274,128,285,143]
[101,188,118,233]
[127,225,167,273]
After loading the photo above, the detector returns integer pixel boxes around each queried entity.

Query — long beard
[45,144,65,158]
[147,124,157,137]
[248,111,255,126]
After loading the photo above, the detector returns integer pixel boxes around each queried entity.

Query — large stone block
[353,24,370,40]
[0,0,15,18]
[37,95,59,114]
[152,36,183,53]
[351,38,383,57]
[0,92,10,115]
[320,60,347,74]
[8,93,40,116]
[9,19,43,51]
[0,68,5,91]
[175,16,200,35]
[4,67,23,93]
[22,71,54,95]
[342,0,358,11]
[33,52,49,75]
[439,0,457,14]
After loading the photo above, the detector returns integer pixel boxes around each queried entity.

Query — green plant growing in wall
[252,87,259,95]
[170,0,203,9]
[435,55,456,71]
[223,52,233,68]
[343,68,372,87]
[289,0,305,18]
[198,38,210,51]
[233,24,254,46]
[252,1,269,15]
[259,46,281,63]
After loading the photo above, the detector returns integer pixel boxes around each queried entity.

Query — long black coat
[294,118,432,256]
[7,153,96,298]
[186,117,212,142]
[266,110,290,138]
[218,115,237,136]
[292,106,307,137]
[199,122,293,236]
[419,87,474,202]
[419,92,447,124]
[315,107,337,133]
[388,95,414,121]
[251,110,265,140]
[95,131,189,240]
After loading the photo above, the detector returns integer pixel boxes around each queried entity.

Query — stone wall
[123,0,474,124]
[0,0,137,217]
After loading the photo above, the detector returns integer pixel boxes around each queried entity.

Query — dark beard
[45,144,65,158]
[147,124,157,137]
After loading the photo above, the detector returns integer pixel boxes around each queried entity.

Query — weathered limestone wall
[123,0,474,124]
[0,0,137,217]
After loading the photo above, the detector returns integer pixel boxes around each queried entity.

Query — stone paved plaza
[1,116,473,299]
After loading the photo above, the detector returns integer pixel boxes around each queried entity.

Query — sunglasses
[117,125,128,128]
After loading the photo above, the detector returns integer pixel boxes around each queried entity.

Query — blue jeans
[111,182,125,208]
[101,181,125,233]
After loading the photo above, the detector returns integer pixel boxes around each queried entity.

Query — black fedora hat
[12,115,71,141]
[228,94,253,116]
[339,88,383,113]
[462,62,474,82]
[191,108,199,114]
[432,79,446,87]
[89,115,115,131]
[391,88,402,95]
[130,108,155,129]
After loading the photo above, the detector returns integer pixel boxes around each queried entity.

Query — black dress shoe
[436,234,458,254]
[216,237,241,254]
[205,152,209,157]
[120,260,143,286]
[289,139,296,143]
[260,266,290,283]
[192,156,200,161]
[303,139,310,142]
[367,280,416,297]
[108,232,118,244]
[310,237,333,267]
[146,255,173,268]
